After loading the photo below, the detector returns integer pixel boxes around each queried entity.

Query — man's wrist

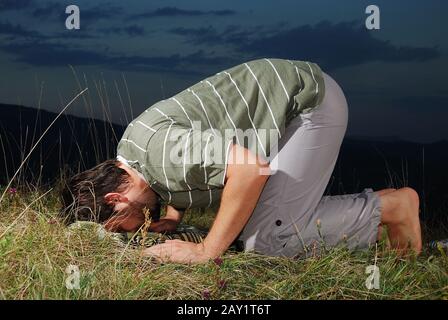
[165,206,184,223]
[200,238,223,260]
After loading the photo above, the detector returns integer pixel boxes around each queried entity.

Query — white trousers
[238,72,382,257]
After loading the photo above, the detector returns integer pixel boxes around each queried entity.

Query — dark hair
[59,159,130,225]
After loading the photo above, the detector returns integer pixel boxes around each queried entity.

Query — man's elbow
[256,162,271,181]
[243,162,271,184]
[226,144,271,182]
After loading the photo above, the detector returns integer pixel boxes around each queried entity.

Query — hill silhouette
[0,103,124,186]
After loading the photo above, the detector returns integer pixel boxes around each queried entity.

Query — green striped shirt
[117,58,326,209]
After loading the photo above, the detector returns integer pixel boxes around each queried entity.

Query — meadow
[0,81,447,300]
[0,184,447,300]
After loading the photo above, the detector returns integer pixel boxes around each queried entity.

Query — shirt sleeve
[145,123,235,192]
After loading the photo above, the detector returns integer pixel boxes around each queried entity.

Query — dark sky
[0,0,447,143]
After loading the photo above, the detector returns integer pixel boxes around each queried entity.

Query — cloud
[32,2,123,26]
[51,31,97,39]
[80,4,122,22]
[169,21,440,70]
[3,15,438,77]
[32,1,60,18]
[128,6,236,20]
[0,0,32,11]
[0,20,93,41]
[239,21,440,70]
[0,21,45,38]
[98,25,145,37]
[169,24,269,46]
[0,40,234,75]
[170,26,223,45]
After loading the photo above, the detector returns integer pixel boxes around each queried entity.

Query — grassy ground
[0,186,447,300]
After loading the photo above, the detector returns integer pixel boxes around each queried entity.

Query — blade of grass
[0,88,88,204]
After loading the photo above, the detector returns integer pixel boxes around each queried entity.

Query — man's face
[103,202,146,232]
[103,163,156,232]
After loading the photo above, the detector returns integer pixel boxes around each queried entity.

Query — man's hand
[143,240,211,264]
[148,218,178,232]
[148,205,184,233]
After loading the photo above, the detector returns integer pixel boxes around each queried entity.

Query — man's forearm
[165,205,184,223]
[143,145,270,263]
[202,145,270,258]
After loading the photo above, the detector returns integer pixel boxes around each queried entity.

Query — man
[60,58,422,264]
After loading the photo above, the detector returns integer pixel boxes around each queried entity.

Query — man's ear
[104,193,128,205]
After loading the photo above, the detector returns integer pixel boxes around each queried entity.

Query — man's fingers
[144,242,177,256]
[142,241,206,264]
[165,239,184,243]
[143,245,173,263]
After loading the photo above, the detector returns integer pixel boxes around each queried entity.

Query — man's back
[117,58,325,209]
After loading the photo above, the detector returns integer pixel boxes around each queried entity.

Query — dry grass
[0,186,447,300]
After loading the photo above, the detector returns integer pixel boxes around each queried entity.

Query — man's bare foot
[379,187,422,256]
[375,188,396,247]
